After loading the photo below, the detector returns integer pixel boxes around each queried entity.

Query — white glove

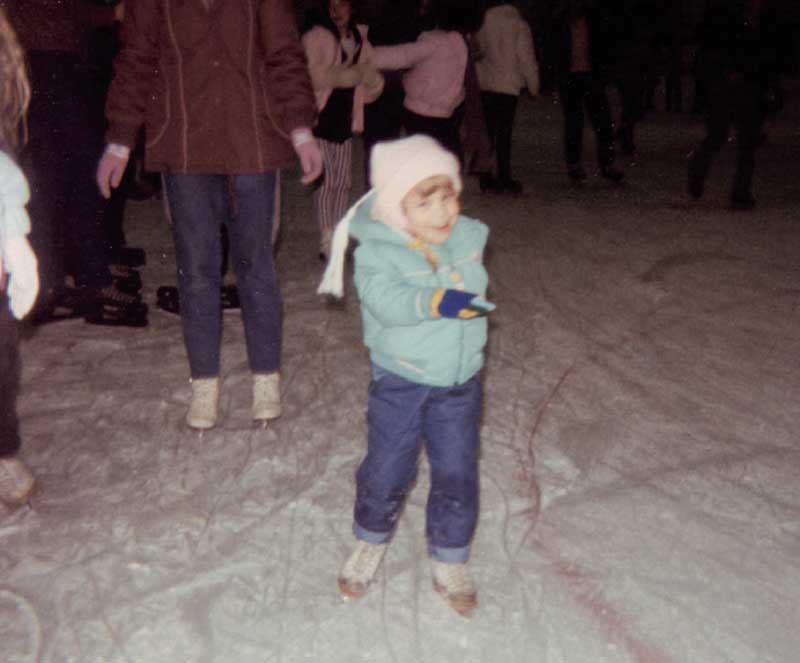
[3,235,39,319]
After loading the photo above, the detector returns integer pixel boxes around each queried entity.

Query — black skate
[156,284,240,316]
[110,246,146,268]
[109,264,143,295]
[31,286,97,324]
[83,285,149,327]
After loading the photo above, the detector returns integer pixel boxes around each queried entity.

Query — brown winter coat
[105,0,318,174]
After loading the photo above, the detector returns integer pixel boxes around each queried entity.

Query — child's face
[401,175,460,245]
[329,0,352,32]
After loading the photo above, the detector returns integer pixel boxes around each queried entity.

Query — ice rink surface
[4,82,800,663]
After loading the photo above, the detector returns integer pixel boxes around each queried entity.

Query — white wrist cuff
[106,143,131,159]
[291,129,314,148]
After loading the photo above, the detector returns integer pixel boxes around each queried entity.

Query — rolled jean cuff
[353,522,392,545]
[428,544,470,564]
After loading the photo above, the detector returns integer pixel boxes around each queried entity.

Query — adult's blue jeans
[354,364,482,563]
[164,172,281,378]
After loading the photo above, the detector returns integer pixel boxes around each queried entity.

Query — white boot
[0,456,35,506]
[431,560,477,616]
[252,372,282,422]
[337,540,388,599]
[186,377,219,429]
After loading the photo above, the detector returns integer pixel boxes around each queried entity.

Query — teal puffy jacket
[349,194,490,387]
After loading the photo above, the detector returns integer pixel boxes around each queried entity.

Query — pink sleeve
[372,38,436,72]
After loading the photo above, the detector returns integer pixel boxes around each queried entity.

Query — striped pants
[313,138,353,251]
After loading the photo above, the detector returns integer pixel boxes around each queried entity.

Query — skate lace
[434,562,474,595]
[352,543,385,577]
[192,380,218,402]
[100,285,139,306]
[253,374,279,401]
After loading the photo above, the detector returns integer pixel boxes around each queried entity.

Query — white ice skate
[0,456,35,506]
[186,377,219,430]
[252,372,282,423]
[337,540,388,599]
[431,560,477,616]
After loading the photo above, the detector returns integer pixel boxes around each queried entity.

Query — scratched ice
[4,81,800,663]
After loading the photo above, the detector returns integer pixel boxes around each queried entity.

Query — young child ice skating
[0,9,38,506]
[318,135,494,616]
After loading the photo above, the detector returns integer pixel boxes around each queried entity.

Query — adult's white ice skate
[186,377,219,430]
[252,372,282,423]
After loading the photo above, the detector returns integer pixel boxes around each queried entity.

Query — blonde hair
[0,8,29,153]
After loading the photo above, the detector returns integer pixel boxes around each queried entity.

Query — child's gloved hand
[3,236,39,319]
[430,288,495,320]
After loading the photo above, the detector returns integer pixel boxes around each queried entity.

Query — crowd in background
[1,0,797,330]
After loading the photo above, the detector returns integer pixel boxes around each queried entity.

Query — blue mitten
[430,288,496,319]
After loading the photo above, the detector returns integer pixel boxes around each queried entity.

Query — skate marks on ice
[638,251,743,284]
[482,347,677,663]
[6,90,800,662]
[473,187,800,662]
[0,588,43,663]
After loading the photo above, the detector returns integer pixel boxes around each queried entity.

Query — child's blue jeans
[354,364,482,563]
[163,172,281,378]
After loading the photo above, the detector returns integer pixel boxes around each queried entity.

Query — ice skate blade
[186,422,216,433]
[253,412,280,425]
[253,408,281,426]
[433,579,477,617]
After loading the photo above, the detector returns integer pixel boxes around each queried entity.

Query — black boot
[479,173,501,193]
[497,178,523,196]
[617,125,635,154]
[730,192,756,210]
[109,265,143,295]
[110,246,146,268]
[601,165,625,183]
[156,285,241,316]
[31,285,96,324]
[687,148,709,200]
[567,164,587,183]
[84,285,149,327]
[688,175,704,200]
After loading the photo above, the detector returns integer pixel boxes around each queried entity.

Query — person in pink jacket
[302,0,383,260]
[474,1,540,195]
[371,0,477,161]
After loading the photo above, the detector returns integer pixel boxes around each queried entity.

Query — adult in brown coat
[96,0,323,430]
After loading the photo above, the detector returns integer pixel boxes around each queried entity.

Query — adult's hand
[291,128,323,184]
[96,145,130,199]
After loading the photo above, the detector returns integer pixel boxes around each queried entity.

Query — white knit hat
[369,134,462,230]
[317,135,461,298]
